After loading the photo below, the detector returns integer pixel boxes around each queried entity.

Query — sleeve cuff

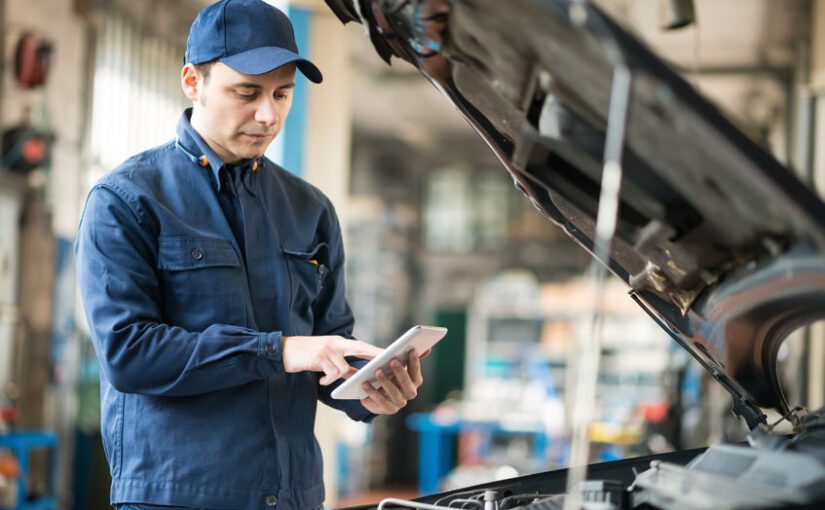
[258,331,284,373]
[348,403,376,423]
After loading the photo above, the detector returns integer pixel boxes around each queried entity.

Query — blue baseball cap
[185,0,323,83]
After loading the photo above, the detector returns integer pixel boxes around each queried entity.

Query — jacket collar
[175,108,262,194]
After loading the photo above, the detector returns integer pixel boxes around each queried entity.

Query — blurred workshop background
[1,0,825,509]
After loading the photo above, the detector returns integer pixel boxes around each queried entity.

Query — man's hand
[282,335,382,385]
[360,350,425,415]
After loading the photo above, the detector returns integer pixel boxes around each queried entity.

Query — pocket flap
[158,237,240,271]
[283,242,329,265]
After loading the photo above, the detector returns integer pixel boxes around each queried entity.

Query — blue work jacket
[75,109,373,510]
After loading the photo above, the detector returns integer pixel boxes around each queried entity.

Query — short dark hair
[194,61,216,82]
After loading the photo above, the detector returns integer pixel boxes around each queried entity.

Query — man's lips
[242,133,272,143]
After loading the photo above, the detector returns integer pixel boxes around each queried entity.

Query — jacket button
[265,343,276,354]
[265,495,278,506]
[191,248,203,260]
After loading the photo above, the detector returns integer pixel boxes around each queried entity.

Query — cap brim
[220,46,323,83]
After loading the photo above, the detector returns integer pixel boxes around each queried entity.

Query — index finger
[337,339,383,360]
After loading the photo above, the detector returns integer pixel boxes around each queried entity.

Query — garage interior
[1,0,825,509]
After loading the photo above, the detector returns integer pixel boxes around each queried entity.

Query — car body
[323,1,825,508]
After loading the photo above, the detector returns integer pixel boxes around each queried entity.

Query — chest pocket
[283,242,331,335]
[157,236,245,329]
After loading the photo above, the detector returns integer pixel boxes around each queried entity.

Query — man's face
[183,61,297,164]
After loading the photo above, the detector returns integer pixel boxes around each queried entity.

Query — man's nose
[255,98,279,126]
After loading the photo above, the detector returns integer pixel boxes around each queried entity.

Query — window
[85,10,186,188]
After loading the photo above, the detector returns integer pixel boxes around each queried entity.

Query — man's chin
[232,146,267,161]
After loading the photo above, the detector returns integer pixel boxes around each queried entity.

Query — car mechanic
[74,1,426,508]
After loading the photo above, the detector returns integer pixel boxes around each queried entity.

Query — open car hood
[325,0,825,428]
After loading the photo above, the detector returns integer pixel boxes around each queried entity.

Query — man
[74,1,425,509]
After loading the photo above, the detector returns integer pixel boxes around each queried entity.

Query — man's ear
[181,64,201,102]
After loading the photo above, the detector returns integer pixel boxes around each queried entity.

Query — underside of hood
[325,0,825,428]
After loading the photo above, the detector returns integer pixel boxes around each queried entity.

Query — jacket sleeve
[311,203,375,422]
[75,185,284,397]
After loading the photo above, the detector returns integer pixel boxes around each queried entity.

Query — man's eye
[275,92,289,100]
[238,92,257,100]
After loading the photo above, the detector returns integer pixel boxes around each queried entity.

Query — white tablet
[331,325,448,400]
